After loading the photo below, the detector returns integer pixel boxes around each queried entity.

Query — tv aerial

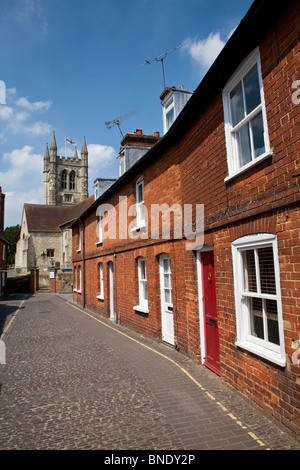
[143,43,184,89]
[105,111,136,138]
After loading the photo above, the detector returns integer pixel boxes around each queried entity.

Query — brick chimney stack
[118,129,161,177]
[121,129,160,148]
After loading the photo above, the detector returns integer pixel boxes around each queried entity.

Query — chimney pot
[154,131,160,137]
[136,128,143,135]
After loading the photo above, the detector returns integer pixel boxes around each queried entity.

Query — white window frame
[73,266,77,292]
[78,266,82,294]
[119,150,126,176]
[97,263,104,300]
[133,257,149,313]
[163,96,175,134]
[223,48,272,181]
[232,233,286,366]
[96,213,103,245]
[136,177,145,228]
[77,225,81,252]
[2,244,5,260]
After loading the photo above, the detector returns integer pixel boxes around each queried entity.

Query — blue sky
[0,0,253,228]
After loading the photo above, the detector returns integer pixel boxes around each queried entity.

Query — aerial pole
[143,43,185,89]
[105,111,136,138]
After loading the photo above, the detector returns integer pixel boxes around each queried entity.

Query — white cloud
[0,106,14,120]
[4,187,44,228]
[14,110,30,122]
[4,145,43,171]
[0,88,52,137]
[0,146,44,227]
[1,146,43,189]
[7,119,52,136]
[16,97,52,112]
[185,32,225,71]
[88,144,117,169]
[58,142,117,166]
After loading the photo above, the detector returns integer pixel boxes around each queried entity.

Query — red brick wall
[72,0,300,435]
[211,209,300,433]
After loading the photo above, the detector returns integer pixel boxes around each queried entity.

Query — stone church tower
[44,131,89,206]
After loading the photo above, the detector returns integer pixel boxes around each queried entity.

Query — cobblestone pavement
[0,293,299,451]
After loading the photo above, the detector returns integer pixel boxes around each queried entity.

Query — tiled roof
[59,195,95,227]
[24,196,96,233]
[24,204,72,233]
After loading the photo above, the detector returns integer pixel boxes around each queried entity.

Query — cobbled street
[0,292,299,451]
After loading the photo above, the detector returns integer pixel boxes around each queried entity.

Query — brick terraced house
[0,187,8,296]
[71,0,300,435]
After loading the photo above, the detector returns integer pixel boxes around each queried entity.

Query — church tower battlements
[44,131,89,206]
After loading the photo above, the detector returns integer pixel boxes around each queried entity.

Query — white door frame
[159,254,174,345]
[196,246,214,365]
[108,261,114,321]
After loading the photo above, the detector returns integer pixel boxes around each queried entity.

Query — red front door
[202,251,220,376]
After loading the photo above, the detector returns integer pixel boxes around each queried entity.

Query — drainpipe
[79,218,86,308]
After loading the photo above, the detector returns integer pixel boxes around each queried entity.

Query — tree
[4,225,20,265]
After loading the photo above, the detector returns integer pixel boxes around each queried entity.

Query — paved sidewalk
[0,293,299,451]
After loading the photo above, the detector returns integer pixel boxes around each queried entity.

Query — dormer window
[165,97,175,132]
[161,87,193,135]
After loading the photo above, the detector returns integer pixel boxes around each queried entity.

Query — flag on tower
[66,138,76,145]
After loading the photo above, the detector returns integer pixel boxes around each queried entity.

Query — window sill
[133,305,149,314]
[97,295,104,300]
[236,340,286,367]
[96,241,103,246]
[224,151,273,183]
[73,288,77,292]
[76,249,81,253]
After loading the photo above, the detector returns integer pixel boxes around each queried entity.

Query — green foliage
[4,224,21,265]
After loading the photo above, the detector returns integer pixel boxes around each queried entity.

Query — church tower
[43,132,89,206]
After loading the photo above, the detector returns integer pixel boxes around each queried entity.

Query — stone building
[44,132,88,206]
[15,204,71,271]
[15,134,90,272]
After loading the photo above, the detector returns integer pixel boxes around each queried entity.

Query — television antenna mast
[105,111,136,138]
[143,43,184,89]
